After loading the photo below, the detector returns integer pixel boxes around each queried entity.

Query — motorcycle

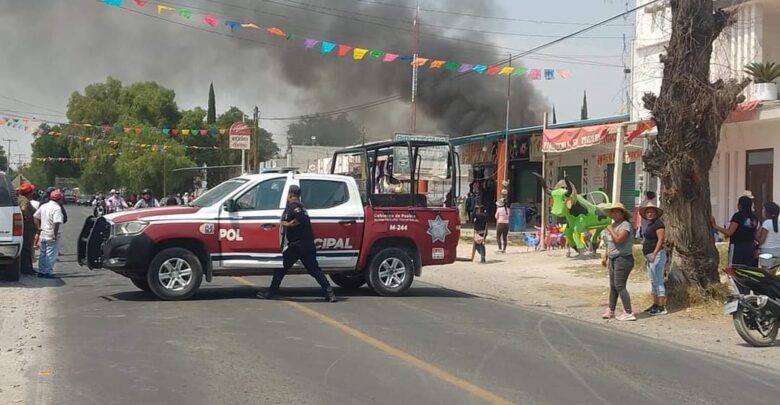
[723,253,780,347]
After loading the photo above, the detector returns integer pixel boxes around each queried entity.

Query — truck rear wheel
[366,248,414,297]
[147,248,203,301]
[0,257,20,282]
[330,273,366,290]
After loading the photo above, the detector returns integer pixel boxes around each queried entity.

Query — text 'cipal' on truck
[77,138,462,300]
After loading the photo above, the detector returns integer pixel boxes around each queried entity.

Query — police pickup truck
[78,140,461,300]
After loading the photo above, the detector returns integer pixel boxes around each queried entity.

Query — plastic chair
[523,232,540,251]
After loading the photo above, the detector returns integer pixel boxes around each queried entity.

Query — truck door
[216,177,287,269]
[300,178,364,270]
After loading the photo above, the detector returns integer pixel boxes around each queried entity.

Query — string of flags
[101,0,572,81]
[36,131,221,151]
[0,115,233,139]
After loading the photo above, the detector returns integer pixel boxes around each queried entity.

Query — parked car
[0,173,23,281]
[79,194,94,206]
[63,190,77,205]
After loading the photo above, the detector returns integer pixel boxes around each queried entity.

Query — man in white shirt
[33,190,64,278]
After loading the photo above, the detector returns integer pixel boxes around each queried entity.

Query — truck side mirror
[223,199,238,212]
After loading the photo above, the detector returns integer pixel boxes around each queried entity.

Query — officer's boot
[325,288,338,303]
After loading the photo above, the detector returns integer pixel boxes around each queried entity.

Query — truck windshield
[192,179,248,207]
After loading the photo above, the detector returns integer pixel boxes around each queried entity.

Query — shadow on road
[106,285,473,302]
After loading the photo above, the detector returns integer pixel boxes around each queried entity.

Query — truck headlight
[112,221,149,236]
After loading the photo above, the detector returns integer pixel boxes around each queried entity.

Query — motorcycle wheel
[732,300,779,347]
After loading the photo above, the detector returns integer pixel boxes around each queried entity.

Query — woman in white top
[757,201,780,257]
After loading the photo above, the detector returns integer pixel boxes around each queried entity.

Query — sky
[0,0,633,168]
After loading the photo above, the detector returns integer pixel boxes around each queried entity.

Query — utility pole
[410,0,420,132]
[503,54,512,203]
[14,154,24,170]
[2,138,16,172]
[253,106,260,173]
[361,127,366,146]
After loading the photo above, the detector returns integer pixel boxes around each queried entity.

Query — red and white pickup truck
[78,140,461,300]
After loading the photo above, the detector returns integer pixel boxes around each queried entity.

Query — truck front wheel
[366,248,414,297]
[147,248,203,301]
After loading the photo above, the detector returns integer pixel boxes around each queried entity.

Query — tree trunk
[642,0,749,292]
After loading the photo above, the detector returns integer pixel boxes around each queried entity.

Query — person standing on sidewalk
[712,195,759,266]
[257,185,337,302]
[33,190,64,278]
[640,202,667,316]
[600,202,636,321]
[17,183,37,275]
[471,205,488,263]
[495,199,510,254]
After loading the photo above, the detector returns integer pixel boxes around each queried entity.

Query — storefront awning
[541,120,655,153]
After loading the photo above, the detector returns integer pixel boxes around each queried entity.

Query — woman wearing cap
[712,195,759,266]
[600,202,636,321]
[640,202,667,315]
[495,199,510,254]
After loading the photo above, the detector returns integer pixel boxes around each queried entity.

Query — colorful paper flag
[241,23,261,30]
[499,67,515,75]
[486,66,501,75]
[544,69,555,80]
[181,129,190,136]
[321,41,336,54]
[133,0,148,6]
[411,57,428,67]
[156,4,174,14]
[512,67,528,76]
[134,128,142,135]
[383,53,399,62]
[557,69,571,79]
[178,8,192,18]
[123,128,131,134]
[162,128,170,135]
[353,48,369,60]
[218,128,227,135]
[337,45,353,57]
[103,0,122,7]
[472,64,488,74]
[203,15,218,27]
[267,27,286,37]
[429,60,446,69]
[225,21,240,31]
[457,64,474,73]
[304,38,320,49]
[444,62,460,71]
[200,129,208,136]
[171,128,179,136]
[209,128,218,136]
[191,129,198,136]
[528,69,542,80]
[399,55,413,61]
[369,50,384,59]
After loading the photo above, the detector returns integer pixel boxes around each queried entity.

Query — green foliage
[256,127,280,163]
[207,83,216,124]
[114,137,193,196]
[286,113,361,147]
[744,62,780,84]
[30,124,79,187]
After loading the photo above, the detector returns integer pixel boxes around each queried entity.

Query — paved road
[26,207,780,404]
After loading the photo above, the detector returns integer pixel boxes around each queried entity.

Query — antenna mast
[410,0,420,132]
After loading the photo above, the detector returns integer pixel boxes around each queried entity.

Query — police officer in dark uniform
[257,185,337,302]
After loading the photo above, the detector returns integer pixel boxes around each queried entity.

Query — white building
[632,0,780,221]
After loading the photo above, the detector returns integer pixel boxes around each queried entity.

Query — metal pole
[611,125,626,205]
[163,148,167,197]
[410,0,419,132]
[241,150,246,174]
[540,113,548,250]
[503,54,512,202]
[253,106,260,172]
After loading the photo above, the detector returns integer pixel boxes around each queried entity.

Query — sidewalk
[0,276,53,404]
[423,241,780,371]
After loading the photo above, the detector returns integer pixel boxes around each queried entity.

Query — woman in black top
[713,196,759,266]
[471,206,488,263]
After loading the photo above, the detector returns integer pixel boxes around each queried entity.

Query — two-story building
[632,0,780,221]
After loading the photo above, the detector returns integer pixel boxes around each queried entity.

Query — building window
[746,149,774,212]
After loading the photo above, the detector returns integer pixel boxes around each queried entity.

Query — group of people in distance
[713,191,780,267]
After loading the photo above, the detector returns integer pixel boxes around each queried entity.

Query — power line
[348,0,635,27]
[263,95,403,120]
[0,95,65,115]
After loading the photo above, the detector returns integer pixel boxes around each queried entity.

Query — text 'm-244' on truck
[78,139,461,300]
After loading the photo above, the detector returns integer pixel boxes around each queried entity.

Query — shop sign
[596,150,643,167]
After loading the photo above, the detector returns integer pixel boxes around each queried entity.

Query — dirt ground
[0,276,52,404]
[422,238,780,371]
